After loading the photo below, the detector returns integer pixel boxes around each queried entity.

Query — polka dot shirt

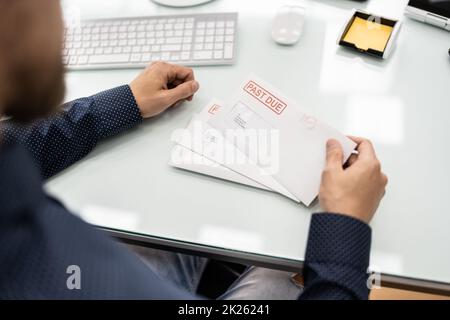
[2,85,143,180]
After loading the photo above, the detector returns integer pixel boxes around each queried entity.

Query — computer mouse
[272,5,306,46]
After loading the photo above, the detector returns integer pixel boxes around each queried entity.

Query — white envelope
[169,144,269,190]
[208,75,356,206]
[170,99,300,202]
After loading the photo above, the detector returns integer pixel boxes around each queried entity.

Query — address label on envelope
[208,75,357,206]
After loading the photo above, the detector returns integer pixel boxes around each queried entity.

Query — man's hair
[0,0,65,123]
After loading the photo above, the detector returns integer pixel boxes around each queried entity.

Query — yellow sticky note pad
[343,16,393,52]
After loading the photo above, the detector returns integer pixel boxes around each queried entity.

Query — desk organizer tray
[337,9,402,59]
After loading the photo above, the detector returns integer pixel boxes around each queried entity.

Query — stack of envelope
[169,75,356,206]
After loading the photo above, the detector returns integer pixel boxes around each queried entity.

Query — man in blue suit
[0,0,388,299]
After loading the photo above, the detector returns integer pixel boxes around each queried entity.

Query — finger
[382,173,389,186]
[347,136,377,161]
[325,139,344,171]
[169,80,195,103]
[345,153,358,168]
[164,80,199,105]
[167,64,195,82]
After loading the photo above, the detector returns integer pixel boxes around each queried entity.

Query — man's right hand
[318,137,388,224]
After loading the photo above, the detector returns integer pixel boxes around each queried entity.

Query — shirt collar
[0,142,45,219]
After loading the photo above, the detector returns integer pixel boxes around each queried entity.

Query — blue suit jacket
[0,86,372,299]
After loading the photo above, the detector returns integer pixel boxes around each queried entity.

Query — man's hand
[130,61,200,118]
[319,137,388,224]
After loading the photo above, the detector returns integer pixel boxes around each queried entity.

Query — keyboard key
[89,54,130,64]
[142,53,151,62]
[181,51,191,60]
[214,50,223,59]
[69,56,78,65]
[224,43,233,59]
[161,52,171,60]
[166,37,182,44]
[162,44,181,51]
[130,54,141,62]
[78,56,88,64]
[194,51,212,60]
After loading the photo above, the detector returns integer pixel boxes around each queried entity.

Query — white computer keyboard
[63,12,238,70]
